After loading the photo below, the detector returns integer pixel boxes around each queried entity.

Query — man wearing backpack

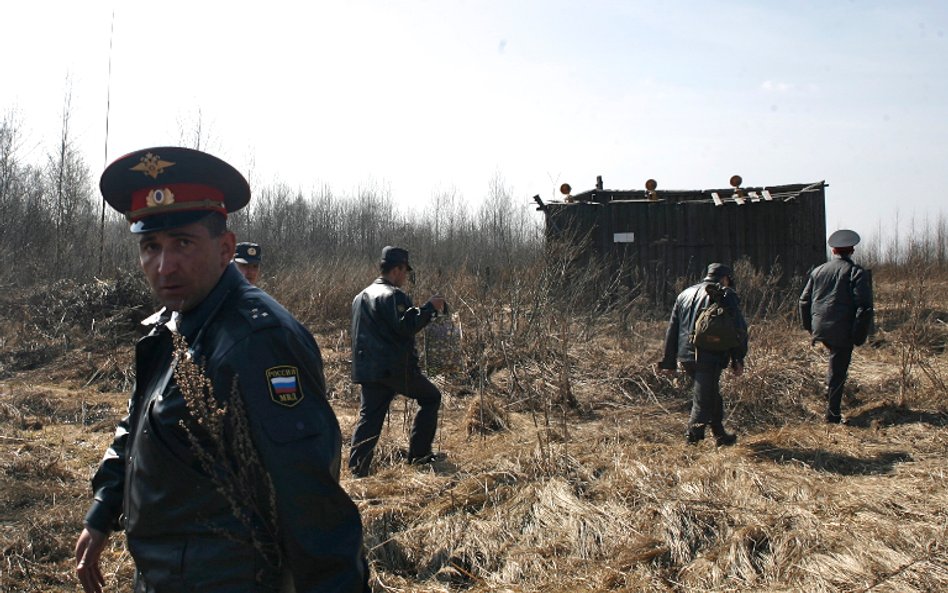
[799,229,874,424]
[659,263,748,446]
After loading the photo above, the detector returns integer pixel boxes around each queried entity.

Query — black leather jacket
[350,277,436,384]
[799,255,874,348]
[660,281,748,369]
[85,264,367,592]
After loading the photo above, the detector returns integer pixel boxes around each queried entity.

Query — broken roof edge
[566,180,826,203]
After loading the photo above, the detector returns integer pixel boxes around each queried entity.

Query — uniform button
[296,421,305,431]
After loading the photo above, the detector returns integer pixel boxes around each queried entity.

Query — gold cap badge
[145,188,175,208]
[130,153,176,179]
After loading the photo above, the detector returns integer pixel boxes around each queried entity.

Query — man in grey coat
[349,247,446,477]
[799,229,874,423]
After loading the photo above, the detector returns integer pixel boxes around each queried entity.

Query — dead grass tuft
[2,262,948,592]
[463,395,510,435]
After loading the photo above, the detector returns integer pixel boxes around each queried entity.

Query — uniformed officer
[799,229,874,423]
[234,241,262,285]
[74,147,369,592]
[349,246,445,477]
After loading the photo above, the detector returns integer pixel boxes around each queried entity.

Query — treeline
[0,111,542,288]
[858,213,948,272]
[1,109,110,282]
[5,106,948,292]
[230,174,540,274]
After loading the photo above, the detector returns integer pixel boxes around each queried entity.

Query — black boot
[686,425,706,445]
[826,384,845,424]
[711,424,737,447]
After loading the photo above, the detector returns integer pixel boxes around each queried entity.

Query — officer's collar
[176,263,243,342]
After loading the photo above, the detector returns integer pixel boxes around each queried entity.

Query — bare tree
[177,106,219,152]
[45,82,96,275]
[477,172,541,268]
[0,109,23,207]
[0,110,28,284]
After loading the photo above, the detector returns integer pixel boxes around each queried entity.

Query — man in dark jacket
[75,147,368,593]
[659,263,748,446]
[349,246,446,477]
[799,229,874,423]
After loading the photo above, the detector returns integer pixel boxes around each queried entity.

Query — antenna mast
[98,10,114,275]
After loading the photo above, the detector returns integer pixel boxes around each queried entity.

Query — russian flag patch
[266,365,304,407]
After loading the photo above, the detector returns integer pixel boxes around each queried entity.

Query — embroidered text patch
[266,366,304,407]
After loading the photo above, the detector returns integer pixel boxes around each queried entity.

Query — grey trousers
[681,360,726,435]
[825,344,854,419]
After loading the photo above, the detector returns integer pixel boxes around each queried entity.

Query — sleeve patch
[266,365,304,407]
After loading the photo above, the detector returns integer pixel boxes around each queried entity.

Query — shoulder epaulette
[236,296,282,331]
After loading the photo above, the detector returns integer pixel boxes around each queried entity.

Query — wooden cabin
[539,179,827,298]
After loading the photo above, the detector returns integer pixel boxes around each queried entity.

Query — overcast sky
[3,1,946,244]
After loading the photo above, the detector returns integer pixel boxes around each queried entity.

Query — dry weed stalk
[171,331,282,576]
[889,265,948,405]
[732,258,796,320]
[451,238,621,470]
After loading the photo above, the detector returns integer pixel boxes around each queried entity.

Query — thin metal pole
[99,10,114,275]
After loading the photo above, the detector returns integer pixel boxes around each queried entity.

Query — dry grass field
[1,264,946,592]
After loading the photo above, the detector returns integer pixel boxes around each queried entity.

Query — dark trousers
[681,361,726,435]
[825,344,853,419]
[349,369,441,476]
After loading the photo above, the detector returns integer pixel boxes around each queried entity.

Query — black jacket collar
[177,263,244,343]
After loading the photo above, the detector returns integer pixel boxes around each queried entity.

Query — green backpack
[691,284,743,352]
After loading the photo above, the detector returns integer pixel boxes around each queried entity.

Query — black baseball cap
[380,246,412,271]
[703,262,733,282]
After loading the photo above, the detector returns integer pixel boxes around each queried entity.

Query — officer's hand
[730,361,745,377]
[76,527,109,593]
[428,295,446,313]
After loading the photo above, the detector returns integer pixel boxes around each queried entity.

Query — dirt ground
[1,275,947,592]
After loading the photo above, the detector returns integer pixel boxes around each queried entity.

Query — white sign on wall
[613,232,635,243]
